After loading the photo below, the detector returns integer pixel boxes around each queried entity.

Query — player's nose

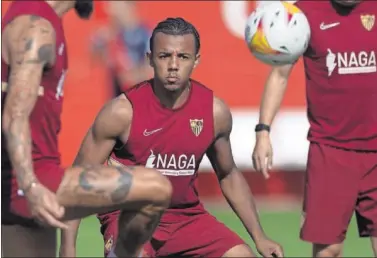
[168,56,179,71]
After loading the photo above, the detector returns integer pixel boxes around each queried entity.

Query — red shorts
[98,210,245,257]
[2,162,65,227]
[301,143,377,244]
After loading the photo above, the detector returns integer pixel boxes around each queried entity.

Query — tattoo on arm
[3,17,55,191]
[24,44,53,64]
[78,165,133,203]
[111,167,133,203]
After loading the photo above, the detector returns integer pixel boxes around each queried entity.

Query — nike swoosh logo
[143,128,163,136]
[320,22,340,30]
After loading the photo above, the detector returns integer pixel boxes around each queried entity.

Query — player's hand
[252,132,273,179]
[25,183,68,229]
[255,237,284,257]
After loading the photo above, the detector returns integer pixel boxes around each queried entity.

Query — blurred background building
[1,1,370,256]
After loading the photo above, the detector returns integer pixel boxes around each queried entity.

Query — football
[245,1,311,65]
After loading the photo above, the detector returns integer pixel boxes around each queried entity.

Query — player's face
[74,0,94,19]
[148,32,200,92]
[333,0,362,6]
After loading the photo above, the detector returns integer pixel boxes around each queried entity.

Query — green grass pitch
[67,210,372,257]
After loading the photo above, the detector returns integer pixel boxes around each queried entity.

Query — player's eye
[158,54,170,59]
[178,55,189,60]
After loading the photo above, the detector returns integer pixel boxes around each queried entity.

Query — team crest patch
[190,119,204,137]
[361,14,375,31]
[104,236,114,253]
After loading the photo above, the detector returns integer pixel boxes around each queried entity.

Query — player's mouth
[166,76,179,83]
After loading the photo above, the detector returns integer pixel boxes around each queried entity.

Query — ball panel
[250,28,279,55]
[281,1,301,15]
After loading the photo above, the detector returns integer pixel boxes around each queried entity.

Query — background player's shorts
[99,211,245,257]
[2,162,65,227]
[301,143,377,244]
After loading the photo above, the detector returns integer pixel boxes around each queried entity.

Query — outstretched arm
[60,95,132,257]
[206,97,283,257]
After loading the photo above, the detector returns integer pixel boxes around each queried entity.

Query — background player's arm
[253,64,294,178]
[60,95,132,256]
[206,97,267,241]
[2,17,56,192]
[258,64,293,128]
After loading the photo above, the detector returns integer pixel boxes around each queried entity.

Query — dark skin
[147,32,200,108]
[2,2,171,257]
[60,96,171,257]
[61,31,283,257]
[208,97,283,258]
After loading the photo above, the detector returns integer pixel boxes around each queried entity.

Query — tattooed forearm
[78,165,103,191]
[78,165,133,203]
[4,117,36,190]
[4,69,41,190]
[111,167,133,203]
[3,15,55,191]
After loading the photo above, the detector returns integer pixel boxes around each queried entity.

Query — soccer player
[60,17,283,258]
[252,0,377,257]
[1,1,172,257]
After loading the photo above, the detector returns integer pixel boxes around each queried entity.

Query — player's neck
[153,80,191,109]
[46,1,73,18]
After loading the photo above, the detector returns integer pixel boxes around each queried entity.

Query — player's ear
[146,52,154,68]
[194,53,200,68]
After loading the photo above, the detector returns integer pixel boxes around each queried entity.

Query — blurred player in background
[1,1,172,257]
[60,17,283,258]
[91,1,152,97]
[252,0,377,257]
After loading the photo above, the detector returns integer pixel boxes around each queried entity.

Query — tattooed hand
[2,15,66,227]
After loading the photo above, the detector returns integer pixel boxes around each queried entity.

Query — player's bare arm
[206,97,283,257]
[60,95,132,256]
[2,15,56,193]
[258,64,293,127]
[252,64,294,178]
[1,15,70,229]
[73,94,132,166]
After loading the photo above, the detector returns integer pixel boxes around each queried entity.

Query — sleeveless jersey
[296,0,377,151]
[1,1,68,172]
[109,80,214,220]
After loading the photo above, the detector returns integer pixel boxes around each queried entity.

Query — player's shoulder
[3,15,55,47]
[4,14,55,35]
[213,96,230,116]
[213,96,232,135]
[93,95,132,136]
[100,94,133,125]
[2,15,56,65]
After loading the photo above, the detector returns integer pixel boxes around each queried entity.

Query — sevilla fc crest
[190,119,203,137]
[361,14,375,31]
